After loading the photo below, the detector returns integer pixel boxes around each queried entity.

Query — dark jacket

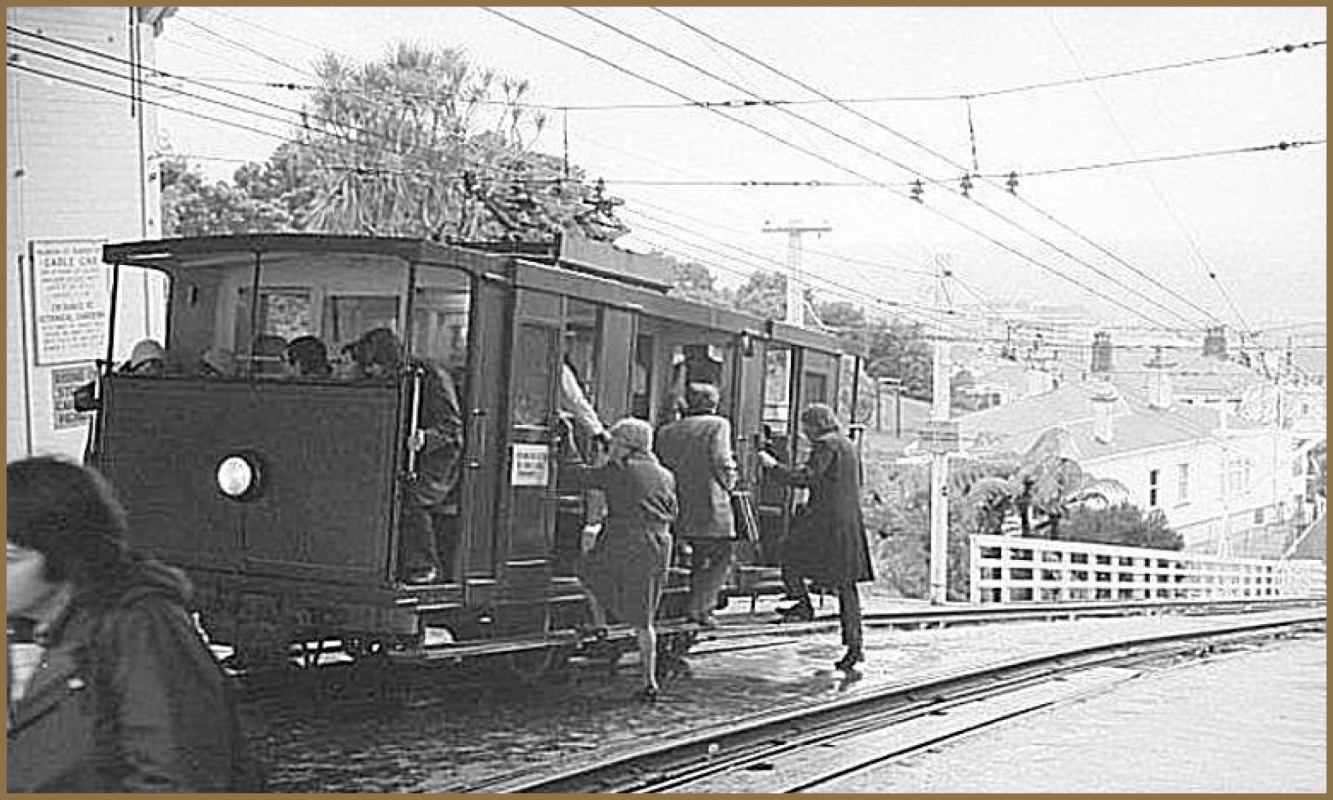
[655,413,737,540]
[767,430,874,588]
[6,557,262,793]
[407,359,464,507]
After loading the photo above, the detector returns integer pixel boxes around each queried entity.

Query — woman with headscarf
[575,417,678,701]
[758,403,874,671]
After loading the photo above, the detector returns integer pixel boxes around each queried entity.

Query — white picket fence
[969,534,1327,604]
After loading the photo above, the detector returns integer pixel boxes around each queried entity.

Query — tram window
[565,299,600,396]
[764,347,792,436]
[233,288,314,345]
[323,295,400,354]
[631,334,654,420]
[514,324,555,427]
[411,286,470,376]
[802,371,828,406]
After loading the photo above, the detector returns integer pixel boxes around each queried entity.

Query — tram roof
[102,234,486,271]
[101,232,676,291]
[102,233,857,356]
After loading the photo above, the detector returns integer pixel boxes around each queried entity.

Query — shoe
[403,567,441,586]
[834,648,865,671]
[686,614,718,630]
[778,603,814,623]
[578,623,609,642]
[635,685,660,703]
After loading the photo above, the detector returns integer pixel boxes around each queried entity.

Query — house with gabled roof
[949,366,1308,557]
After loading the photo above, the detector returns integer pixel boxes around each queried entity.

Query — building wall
[1084,427,1305,555]
[7,7,167,460]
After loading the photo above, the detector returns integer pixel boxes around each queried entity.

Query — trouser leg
[838,583,863,651]
[688,539,733,617]
[431,509,459,578]
[400,500,439,576]
[781,563,811,604]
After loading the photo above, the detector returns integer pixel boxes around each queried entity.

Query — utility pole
[925,255,958,605]
[763,219,831,325]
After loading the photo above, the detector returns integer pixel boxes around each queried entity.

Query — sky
[151,6,1326,351]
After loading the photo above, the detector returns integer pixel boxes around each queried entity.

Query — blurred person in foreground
[758,403,874,671]
[6,456,262,792]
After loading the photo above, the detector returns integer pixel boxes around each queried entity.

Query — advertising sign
[50,364,96,431]
[510,443,551,487]
[29,239,108,366]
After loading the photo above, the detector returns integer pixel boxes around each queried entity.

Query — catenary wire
[649,6,1234,331]
[551,7,1204,331]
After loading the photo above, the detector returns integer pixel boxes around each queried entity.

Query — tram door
[752,343,841,564]
[504,289,562,584]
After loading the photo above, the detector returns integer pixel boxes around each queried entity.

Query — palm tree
[1009,427,1085,539]
[297,43,625,242]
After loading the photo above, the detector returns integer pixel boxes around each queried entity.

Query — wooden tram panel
[93,233,850,662]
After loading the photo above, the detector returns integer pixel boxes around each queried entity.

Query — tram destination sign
[28,238,109,366]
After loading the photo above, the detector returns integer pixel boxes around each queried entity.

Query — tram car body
[86,233,852,666]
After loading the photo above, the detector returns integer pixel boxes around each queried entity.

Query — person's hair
[7,457,130,587]
[609,417,654,455]
[800,403,840,436]
[286,335,331,377]
[684,382,720,414]
[358,327,402,370]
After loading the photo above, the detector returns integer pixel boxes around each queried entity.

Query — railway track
[687,595,1325,658]
[464,607,1325,793]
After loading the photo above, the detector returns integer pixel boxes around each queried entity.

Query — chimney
[1090,331,1113,373]
[1202,326,1228,360]
[1090,381,1118,444]
[1144,346,1178,410]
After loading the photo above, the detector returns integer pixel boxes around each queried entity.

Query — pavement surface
[241,590,1324,792]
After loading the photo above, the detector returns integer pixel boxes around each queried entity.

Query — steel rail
[469,609,1324,792]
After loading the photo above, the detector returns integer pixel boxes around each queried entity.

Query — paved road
[241,594,1322,791]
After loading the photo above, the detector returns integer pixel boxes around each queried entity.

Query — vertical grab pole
[406,366,424,481]
[90,259,124,464]
[244,251,263,378]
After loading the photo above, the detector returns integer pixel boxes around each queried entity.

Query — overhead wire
[161,35,1326,110]
[648,6,1234,331]
[623,205,973,331]
[1041,9,1252,336]
[544,7,1202,331]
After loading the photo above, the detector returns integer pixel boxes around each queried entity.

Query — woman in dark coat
[577,418,678,701]
[7,457,262,792]
[759,403,874,670]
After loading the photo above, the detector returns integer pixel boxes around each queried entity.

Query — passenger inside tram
[283,336,333,379]
[249,334,288,377]
[353,327,464,585]
[197,347,236,378]
[121,339,167,376]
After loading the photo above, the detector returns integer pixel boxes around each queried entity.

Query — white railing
[969,534,1327,604]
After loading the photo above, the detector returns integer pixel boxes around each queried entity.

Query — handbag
[729,487,761,544]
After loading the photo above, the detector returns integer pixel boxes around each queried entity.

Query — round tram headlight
[216,453,262,501]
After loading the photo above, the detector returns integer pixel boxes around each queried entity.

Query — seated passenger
[355,328,464,585]
[198,347,236,378]
[249,334,288,377]
[284,336,332,378]
[120,339,167,376]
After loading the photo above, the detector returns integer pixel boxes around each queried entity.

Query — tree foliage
[1059,504,1183,550]
[162,43,627,242]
